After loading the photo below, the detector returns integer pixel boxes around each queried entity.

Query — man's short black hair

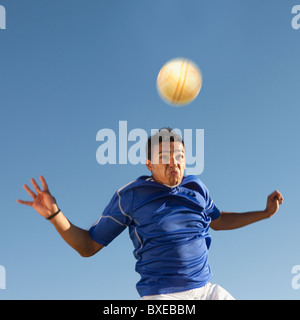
[146,127,185,161]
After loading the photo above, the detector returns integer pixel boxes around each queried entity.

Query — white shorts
[140,282,235,300]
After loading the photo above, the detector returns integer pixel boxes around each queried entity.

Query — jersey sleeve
[89,188,134,246]
[198,178,221,221]
[205,194,221,221]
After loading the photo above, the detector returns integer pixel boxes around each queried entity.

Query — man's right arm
[17,176,104,257]
[49,210,104,257]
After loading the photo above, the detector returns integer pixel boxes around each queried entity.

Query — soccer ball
[157,58,202,106]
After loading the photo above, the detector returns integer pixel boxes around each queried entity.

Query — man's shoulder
[182,175,202,186]
[118,175,209,194]
[181,175,208,194]
[117,176,153,193]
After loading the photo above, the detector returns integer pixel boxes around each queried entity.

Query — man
[17,128,283,300]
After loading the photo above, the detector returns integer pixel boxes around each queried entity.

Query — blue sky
[1,0,300,299]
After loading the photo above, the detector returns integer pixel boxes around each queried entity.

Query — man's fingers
[270,190,282,198]
[16,199,33,206]
[40,176,49,192]
[274,190,283,202]
[269,190,284,204]
[31,178,42,194]
[23,184,36,199]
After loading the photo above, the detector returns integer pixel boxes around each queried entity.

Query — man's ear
[145,159,153,171]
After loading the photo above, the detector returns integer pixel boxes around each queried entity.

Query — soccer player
[17,128,283,300]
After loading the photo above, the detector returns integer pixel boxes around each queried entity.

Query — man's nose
[169,155,177,165]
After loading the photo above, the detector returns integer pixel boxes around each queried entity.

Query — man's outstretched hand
[17,176,59,219]
[264,190,284,218]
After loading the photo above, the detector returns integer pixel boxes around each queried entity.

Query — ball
[157,58,202,106]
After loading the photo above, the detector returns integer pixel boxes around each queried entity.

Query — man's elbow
[79,250,96,258]
[79,243,104,258]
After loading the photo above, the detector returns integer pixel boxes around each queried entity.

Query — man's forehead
[156,142,185,153]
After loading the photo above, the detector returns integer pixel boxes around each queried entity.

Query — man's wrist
[47,209,61,220]
[262,209,272,219]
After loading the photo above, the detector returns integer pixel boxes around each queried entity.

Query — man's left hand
[265,190,284,217]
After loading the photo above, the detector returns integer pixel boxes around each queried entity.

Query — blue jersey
[89,175,220,297]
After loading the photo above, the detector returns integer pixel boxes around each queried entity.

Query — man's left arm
[210,190,284,231]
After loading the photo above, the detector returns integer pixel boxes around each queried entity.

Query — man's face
[146,141,186,187]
